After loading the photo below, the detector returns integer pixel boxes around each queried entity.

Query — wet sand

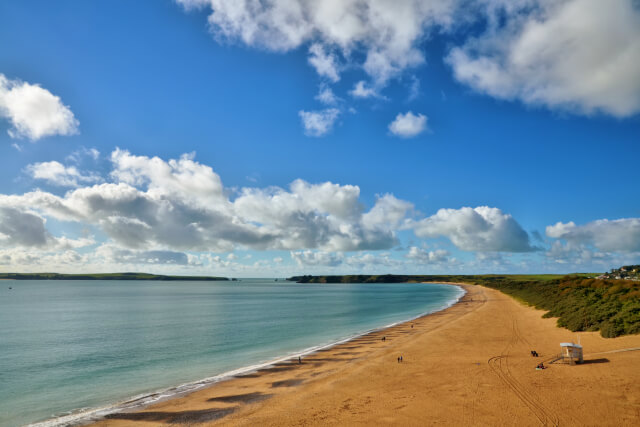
[91,284,640,426]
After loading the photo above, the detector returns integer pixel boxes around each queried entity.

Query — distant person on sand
[400,356,403,362]
[382,336,386,341]
[298,356,302,364]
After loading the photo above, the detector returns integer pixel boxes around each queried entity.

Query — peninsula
[0,272,228,281]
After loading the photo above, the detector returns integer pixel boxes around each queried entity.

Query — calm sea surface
[0,279,462,426]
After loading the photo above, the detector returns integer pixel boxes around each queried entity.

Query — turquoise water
[0,280,462,426]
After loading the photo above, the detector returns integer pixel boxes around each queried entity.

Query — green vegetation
[287,273,640,338]
[0,272,228,281]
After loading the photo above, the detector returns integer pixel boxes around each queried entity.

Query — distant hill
[0,272,228,281]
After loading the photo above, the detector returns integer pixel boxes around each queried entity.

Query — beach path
[92,285,640,426]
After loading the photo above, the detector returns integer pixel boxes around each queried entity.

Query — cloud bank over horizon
[0,148,636,275]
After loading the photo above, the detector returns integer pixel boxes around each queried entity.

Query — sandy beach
[91,284,640,426]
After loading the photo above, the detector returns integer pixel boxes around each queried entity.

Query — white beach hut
[560,342,583,364]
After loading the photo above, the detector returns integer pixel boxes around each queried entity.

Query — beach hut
[560,342,583,364]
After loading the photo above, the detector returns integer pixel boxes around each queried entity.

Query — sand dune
[91,284,640,426]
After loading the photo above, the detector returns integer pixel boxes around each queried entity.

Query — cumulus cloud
[345,252,402,269]
[179,0,457,86]
[291,250,344,267]
[411,206,536,252]
[0,249,87,267]
[544,241,611,266]
[315,85,339,105]
[0,206,93,249]
[349,81,384,99]
[406,247,451,264]
[298,108,340,136]
[179,1,640,122]
[26,161,101,187]
[95,245,197,265]
[308,43,340,82]
[0,207,50,247]
[2,150,412,255]
[234,180,402,251]
[1,150,557,272]
[447,0,640,117]
[66,146,100,163]
[388,111,428,137]
[0,74,79,140]
[546,218,640,252]
[407,76,421,101]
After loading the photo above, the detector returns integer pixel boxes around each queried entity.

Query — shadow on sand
[207,392,272,404]
[580,358,610,365]
[105,407,235,424]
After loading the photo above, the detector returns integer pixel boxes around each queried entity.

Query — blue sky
[0,0,638,276]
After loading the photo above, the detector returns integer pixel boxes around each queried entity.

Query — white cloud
[0,206,92,249]
[447,0,640,117]
[0,207,50,247]
[3,150,412,254]
[0,249,88,267]
[545,241,606,265]
[179,1,458,86]
[546,218,640,252]
[291,250,344,267]
[407,76,421,101]
[388,111,428,138]
[110,148,227,207]
[26,161,101,187]
[2,150,572,272]
[298,108,340,136]
[95,244,197,266]
[411,206,536,252]
[0,74,79,140]
[349,80,384,99]
[362,194,413,230]
[234,179,401,251]
[345,252,401,269]
[308,43,340,82]
[315,85,339,105]
[179,1,640,121]
[406,247,451,264]
[66,146,100,163]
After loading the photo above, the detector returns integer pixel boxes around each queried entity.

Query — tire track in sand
[487,299,560,426]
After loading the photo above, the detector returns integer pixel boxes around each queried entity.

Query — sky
[0,0,638,277]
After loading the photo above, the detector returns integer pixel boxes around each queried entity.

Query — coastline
[31,283,466,427]
[89,283,640,426]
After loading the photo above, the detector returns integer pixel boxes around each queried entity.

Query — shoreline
[90,283,640,426]
[31,283,467,427]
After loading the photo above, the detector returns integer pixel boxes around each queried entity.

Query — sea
[0,279,464,426]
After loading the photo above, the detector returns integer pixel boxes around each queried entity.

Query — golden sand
[91,284,640,426]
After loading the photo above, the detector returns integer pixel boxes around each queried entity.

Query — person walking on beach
[298,356,302,364]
